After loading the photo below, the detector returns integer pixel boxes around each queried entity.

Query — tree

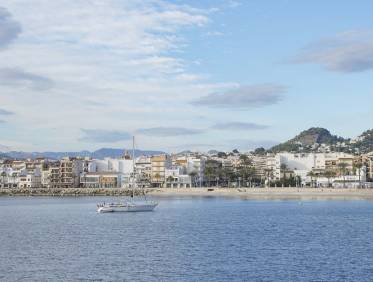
[323,170,336,188]
[237,155,255,187]
[1,171,7,188]
[188,171,198,187]
[153,173,161,187]
[219,167,234,187]
[307,171,316,187]
[217,152,227,158]
[280,163,289,181]
[237,165,255,187]
[166,176,175,187]
[338,162,349,188]
[353,160,363,188]
[232,149,239,154]
[12,172,17,188]
[205,159,222,187]
[254,147,266,155]
[264,168,274,187]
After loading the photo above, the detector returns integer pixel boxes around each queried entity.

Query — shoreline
[1,187,373,200]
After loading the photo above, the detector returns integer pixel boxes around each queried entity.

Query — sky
[1,0,373,152]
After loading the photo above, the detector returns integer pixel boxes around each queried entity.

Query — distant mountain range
[2,128,373,159]
[0,148,165,160]
[268,127,373,154]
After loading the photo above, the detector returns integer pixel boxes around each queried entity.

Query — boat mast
[132,136,135,198]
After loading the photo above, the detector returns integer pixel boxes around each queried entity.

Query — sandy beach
[2,187,373,200]
[147,187,373,200]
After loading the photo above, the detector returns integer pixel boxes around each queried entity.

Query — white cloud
[0,0,225,150]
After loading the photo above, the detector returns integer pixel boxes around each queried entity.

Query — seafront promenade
[2,187,373,199]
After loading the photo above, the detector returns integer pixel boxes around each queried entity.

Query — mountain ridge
[0,148,165,160]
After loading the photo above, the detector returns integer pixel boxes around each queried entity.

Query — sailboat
[96,137,158,213]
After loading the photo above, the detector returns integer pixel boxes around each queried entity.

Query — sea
[1,196,373,281]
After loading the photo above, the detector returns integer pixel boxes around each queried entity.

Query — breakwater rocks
[0,188,155,196]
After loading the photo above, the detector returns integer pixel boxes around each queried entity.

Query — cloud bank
[191,84,286,109]
[212,122,269,130]
[0,68,53,90]
[137,127,204,137]
[292,30,373,72]
[0,7,21,48]
[80,129,132,143]
[0,108,14,115]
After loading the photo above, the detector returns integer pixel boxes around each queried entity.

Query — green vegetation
[266,127,373,155]
[269,127,346,153]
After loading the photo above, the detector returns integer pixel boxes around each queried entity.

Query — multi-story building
[18,168,41,188]
[186,156,205,185]
[0,167,19,188]
[136,156,152,187]
[151,155,171,187]
[80,172,119,188]
[49,158,83,188]
[165,166,192,188]
[251,155,268,179]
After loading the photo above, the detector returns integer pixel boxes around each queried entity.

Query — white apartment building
[186,156,205,184]
[0,167,19,188]
[273,152,366,187]
[18,168,41,188]
[165,166,192,188]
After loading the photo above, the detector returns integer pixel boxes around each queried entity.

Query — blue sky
[0,0,373,152]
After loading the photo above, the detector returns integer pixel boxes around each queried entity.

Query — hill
[269,127,347,153]
[350,130,373,154]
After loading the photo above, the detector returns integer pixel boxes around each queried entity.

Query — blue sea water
[1,197,373,281]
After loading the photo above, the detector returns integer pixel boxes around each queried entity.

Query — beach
[148,187,373,200]
[1,187,373,200]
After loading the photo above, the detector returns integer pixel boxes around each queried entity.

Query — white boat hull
[97,201,158,213]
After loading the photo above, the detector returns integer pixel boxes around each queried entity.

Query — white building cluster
[1,150,373,189]
[0,151,207,189]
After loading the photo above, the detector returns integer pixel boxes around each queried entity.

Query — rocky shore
[0,188,148,197]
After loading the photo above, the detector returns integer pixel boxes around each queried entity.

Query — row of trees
[306,161,364,188]
[1,171,18,188]
[203,156,260,187]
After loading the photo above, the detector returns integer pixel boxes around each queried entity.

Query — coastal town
[1,146,373,190]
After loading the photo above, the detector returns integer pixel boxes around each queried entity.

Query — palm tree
[237,156,254,187]
[12,172,17,188]
[338,162,349,188]
[353,160,363,188]
[323,170,336,188]
[204,160,220,187]
[220,167,234,188]
[307,171,316,188]
[1,171,7,188]
[264,168,273,187]
[166,176,174,188]
[280,163,288,181]
[188,171,198,187]
[153,173,161,187]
